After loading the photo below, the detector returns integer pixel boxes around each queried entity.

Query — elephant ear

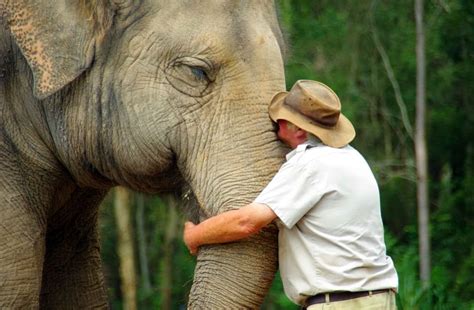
[3,0,113,99]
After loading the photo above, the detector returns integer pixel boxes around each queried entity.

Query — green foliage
[387,228,474,309]
[262,272,298,310]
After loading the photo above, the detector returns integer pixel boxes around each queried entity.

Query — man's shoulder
[285,145,326,171]
[298,144,364,168]
[306,144,359,156]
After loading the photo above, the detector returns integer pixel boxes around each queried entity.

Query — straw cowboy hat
[269,80,356,148]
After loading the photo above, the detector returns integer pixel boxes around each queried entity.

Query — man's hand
[184,221,199,255]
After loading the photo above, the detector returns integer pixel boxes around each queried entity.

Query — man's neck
[305,134,322,146]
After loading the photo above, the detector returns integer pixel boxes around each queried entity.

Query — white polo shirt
[254,136,398,305]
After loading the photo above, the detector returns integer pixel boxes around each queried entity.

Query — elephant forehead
[161,0,276,16]
[150,4,283,59]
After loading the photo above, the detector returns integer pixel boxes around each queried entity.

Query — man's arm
[183,202,277,254]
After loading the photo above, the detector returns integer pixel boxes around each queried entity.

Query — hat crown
[285,80,341,127]
[268,79,355,148]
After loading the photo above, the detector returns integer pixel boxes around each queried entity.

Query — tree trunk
[160,195,179,310]
[135,193,152,295]
[370,0,413,140]
[114,187,138,310]
[415,0,431,288]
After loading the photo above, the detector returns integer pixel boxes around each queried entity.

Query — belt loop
[325,293,330,304]
[369,290,373,297]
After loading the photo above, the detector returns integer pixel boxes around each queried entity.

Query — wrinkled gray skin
[0,0,287,308]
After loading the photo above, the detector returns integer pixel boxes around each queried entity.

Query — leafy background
[100,1,474,309]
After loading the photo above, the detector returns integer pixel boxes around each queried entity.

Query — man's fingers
[183,221,198,255]
[184,221,196,231]
[187,244,198,256]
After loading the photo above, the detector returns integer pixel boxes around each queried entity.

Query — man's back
[261,140,398,304]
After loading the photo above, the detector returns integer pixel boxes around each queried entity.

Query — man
[184,80,398,309]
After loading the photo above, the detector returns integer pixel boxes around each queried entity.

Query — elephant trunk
[177,92,286,307]
[189,230,278,308]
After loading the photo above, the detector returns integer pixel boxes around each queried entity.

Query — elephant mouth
[179,185,203,224]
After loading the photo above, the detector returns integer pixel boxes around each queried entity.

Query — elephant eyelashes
[165,57,215,98]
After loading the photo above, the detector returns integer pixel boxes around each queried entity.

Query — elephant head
[1,0,286,308]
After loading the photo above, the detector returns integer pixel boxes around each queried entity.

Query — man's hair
[286,121,299,131]
[278,119,299,131]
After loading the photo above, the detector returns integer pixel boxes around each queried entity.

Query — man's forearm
[185,208,256,249]
[184,203,277,252]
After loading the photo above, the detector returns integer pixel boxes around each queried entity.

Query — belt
[305,289,390,307]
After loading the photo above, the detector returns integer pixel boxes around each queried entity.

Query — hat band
[283,101,339,129]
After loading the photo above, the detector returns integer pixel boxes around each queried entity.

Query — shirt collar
[285,134,323,161]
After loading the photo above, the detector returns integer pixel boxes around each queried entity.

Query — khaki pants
[307,290,397,310]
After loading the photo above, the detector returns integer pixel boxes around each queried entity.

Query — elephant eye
[166,57,215,98]
[191,67,209,81]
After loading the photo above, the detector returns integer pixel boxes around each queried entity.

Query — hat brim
[269,92,356,148]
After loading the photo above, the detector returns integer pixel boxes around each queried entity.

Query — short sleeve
[254,160,326,229]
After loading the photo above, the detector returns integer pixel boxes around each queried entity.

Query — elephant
[0,0,287,308]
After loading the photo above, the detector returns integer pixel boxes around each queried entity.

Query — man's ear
[295,128,308,140]
[3,0,114,99]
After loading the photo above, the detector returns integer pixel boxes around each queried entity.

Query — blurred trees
[415,0,431,289]
[100,1,474,309]
[114,187,137,310]
[101,192,194,309]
